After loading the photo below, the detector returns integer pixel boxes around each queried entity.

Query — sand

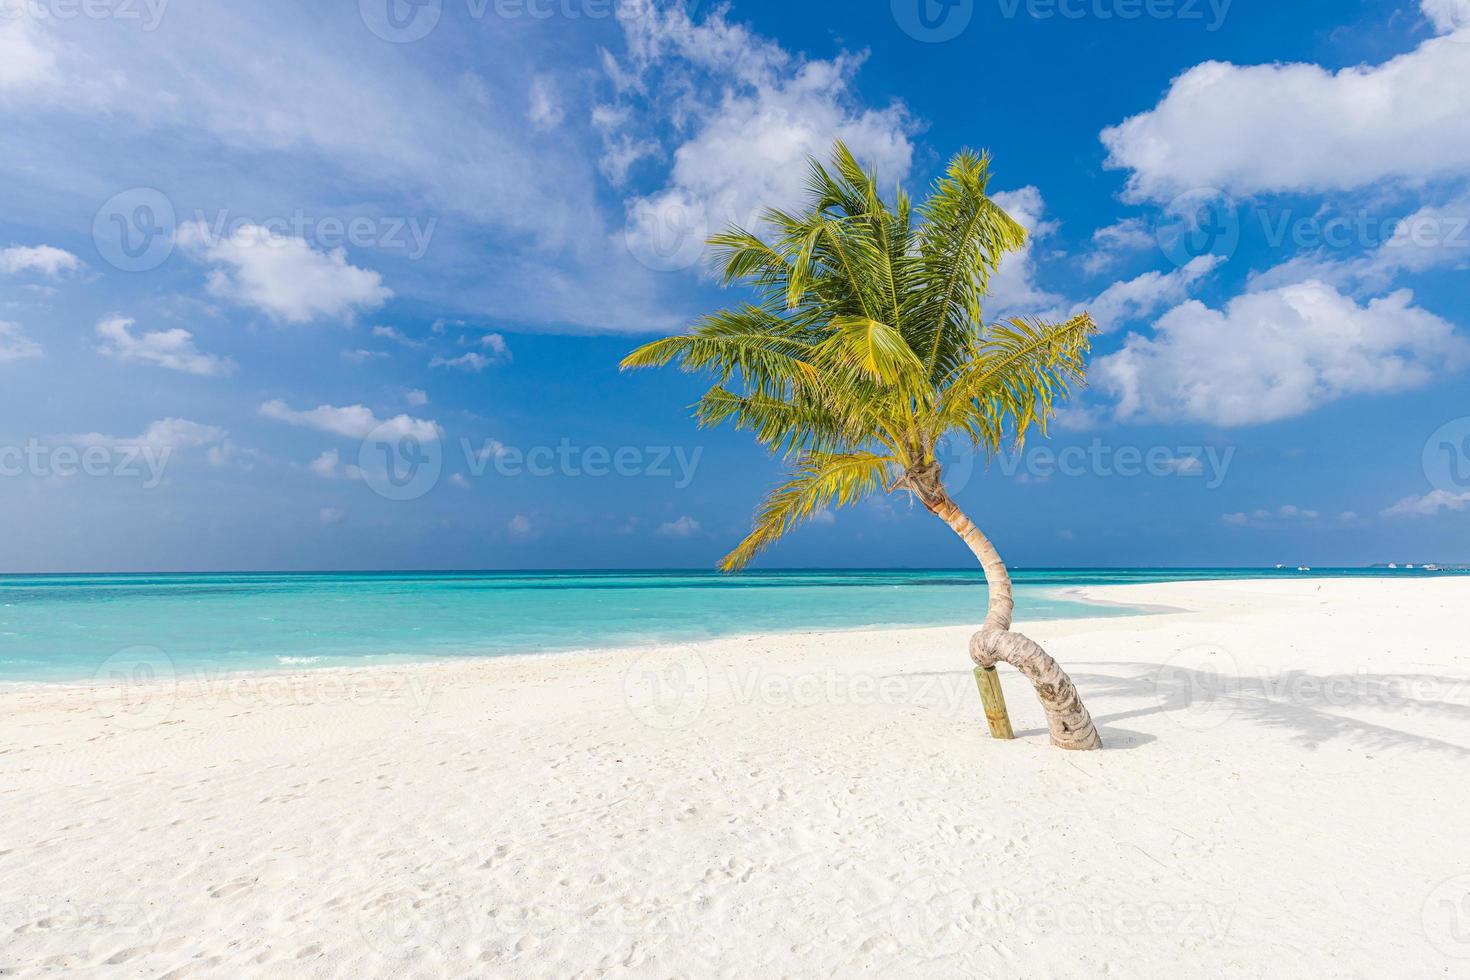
[2,577,1468,978]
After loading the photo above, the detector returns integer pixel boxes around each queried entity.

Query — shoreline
[4,573,1304,693]
[4,577,1469,975]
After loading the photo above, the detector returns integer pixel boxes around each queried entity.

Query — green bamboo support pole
[973,665,1015,740]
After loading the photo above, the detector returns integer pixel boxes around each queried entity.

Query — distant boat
[1275,563,1285,569]
[1407,564,1415,569]
[1388,562,1398,569]
[1297,566,1311,572]
[1425,564,1440,571]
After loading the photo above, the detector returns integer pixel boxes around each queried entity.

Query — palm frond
[719,452,893,571]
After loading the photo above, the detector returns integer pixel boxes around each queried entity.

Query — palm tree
[621,142,1102,750]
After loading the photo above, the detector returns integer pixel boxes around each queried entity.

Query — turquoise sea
[0,567,1460,682]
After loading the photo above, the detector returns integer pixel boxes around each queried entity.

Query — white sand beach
[3,577,1468,977]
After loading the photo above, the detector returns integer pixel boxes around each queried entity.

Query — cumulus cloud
[68,418,227,454]
[259,400,441,442]
[0,244,81,277]
[176,222,391,324]
[606,0,914,267]
[1382,489,1470,517]
[1101,26,1470,200]
[985,187,1064,316]
[657,515,701,538]
[0,321,42,362]
[1084,218,1156,274]
[404,388,429,406]
[1095,280,1470,426]
[308,449,364,481]
[95,315,233,376]
[1250,192,1470,294]
[1072,255,1221,332]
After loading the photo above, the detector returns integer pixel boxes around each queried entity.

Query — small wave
[277,656,322,665]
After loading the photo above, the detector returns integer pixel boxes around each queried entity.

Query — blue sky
[1,0,1467,572]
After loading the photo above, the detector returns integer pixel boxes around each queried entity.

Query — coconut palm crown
[622,141,1103,749]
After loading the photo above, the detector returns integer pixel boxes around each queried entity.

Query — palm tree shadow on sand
[1063,664,1468,756]
[900,665,1470,755]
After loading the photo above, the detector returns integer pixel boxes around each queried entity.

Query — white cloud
[0,15,58,92]
[986,187,1064,316]
[372,325,423,348]
[1074,255,1221,332]
[479,333,510,357]
[1421,0,1470,34]
[319,507,344,525]
[449,473,470,489]
[1250,192,1470,294]
[404,388,428,406]
[1382,489,1470,518]
[95,315,233,376]
[341,348,388,365]
[309,450,340,479]
[259,400,441,442]
[1222,504,1321,527]
[527,74,564,130]
[1101,28,1470,201]
[507,514,533,537]
[657,515,701,538]
[176,222,391,324]
[1095,280,1470,426]
[0,321,42,362]
[0,244,81,277]
[1084,218,1155,273]
[69,418,226,454]
[308,449,363,481]
[431,352,493,372]
[608,0,914,265]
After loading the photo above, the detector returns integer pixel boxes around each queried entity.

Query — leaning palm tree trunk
[909,468,1102,750]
